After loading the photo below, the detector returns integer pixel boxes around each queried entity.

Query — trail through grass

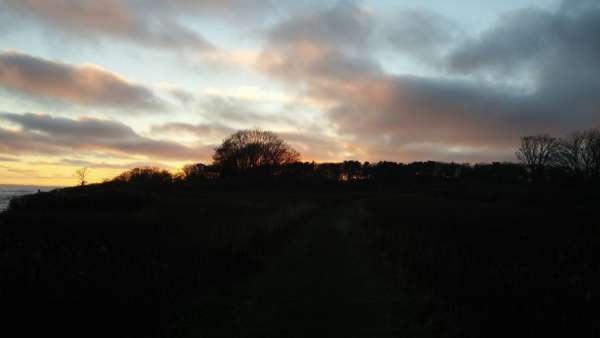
[174,199,438,337]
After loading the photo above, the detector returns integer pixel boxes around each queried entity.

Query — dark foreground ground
[1,184,599,337]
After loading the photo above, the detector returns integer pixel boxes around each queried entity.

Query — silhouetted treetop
[515,129,600,182]
[516,134,559,179]
[113,167,172,185]
[213,129,300,176]
[556,129,600,179]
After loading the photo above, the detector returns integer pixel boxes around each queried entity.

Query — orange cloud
[0,112,210,161]
[0,51,162,109]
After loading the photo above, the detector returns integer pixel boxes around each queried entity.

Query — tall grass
[360,193,600,337]
[0,189,326,338]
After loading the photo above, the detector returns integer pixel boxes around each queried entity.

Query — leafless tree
[556,129,600,179]
[556,131,587,177]
[213,129,300,176]
[75,167,89,186]
[580,129,600,179]
[516,134,560,179]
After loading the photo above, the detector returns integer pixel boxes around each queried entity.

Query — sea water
[0,185,58,212]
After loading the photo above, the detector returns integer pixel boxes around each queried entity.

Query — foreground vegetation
[2,184,334,336]
[1,175,599,337]
[361,193,599,337]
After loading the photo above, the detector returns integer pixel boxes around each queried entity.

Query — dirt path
[173,200,435,337]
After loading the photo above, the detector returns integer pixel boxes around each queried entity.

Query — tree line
[105,128,600,188]
[516,129,600,181]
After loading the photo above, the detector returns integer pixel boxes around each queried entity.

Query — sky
[0,0,599,186]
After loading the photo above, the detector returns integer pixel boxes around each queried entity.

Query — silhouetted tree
[75,167,89,186]
[587,129,600,180]
[113,167,173,186]
[183,163,204,177]
[315,163,343,181]
[179,163,220,183]
[371,161,404,183]
[516,134,560,180]
[556,131,588,179]
[580,129,599,179]
[341,161,362,181]
[362,162,372,180]
[281,161,316,181]
[213,129,300,177]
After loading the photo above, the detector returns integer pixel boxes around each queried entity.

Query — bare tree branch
[516,134,559,180]
[75,167,89,186]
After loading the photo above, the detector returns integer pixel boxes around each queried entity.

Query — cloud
[156,87,310,130]
[445,2,600,90]
[0,51,163,110]
[257,1,600,162]
[0,112,208,160]
[0,0,214,52]
[385,9,461,63]
[203,96,300,126]
[150,121,234,140]
[0,155,19,162]
[443,1,600,123]
[278,131,351,162]
[325,75,578,161]
[57,158,176,170]
[266,2,373,52]
[0,0,288,53]
[446,8,559,77]
[138,0,276,18]
[259,2,380,83]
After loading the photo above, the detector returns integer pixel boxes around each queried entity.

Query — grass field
[1,186,598,337]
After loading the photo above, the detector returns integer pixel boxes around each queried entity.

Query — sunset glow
[1,0,598,185]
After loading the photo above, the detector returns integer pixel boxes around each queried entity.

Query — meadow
[1,180,598,337]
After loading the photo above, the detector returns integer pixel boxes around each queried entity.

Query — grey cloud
[359,142,517,164]
[0,0,214,51]
[160,90,301,128]
[0,112,206,160]
[444,1,600,122]
[0,51,163,110]
[139,0,276,18]
[560,0,600,15]
[279,131,348,161]
[446,1,600,84]
[204,97,298,126]
[258,1,600,162]
[259,1,381,86]
[328,75,589,147]
[0,155,20,162]
[0,126,64,155]
[267,2,373,52]
[58,158,175,170]
[129,18,213,51]
[446,8,559,76]
[385,9,461,62]
[150,122,234,140]
[261,44,381,85]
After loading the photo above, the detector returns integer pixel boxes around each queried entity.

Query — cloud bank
[0,0,214,52]
[256,0,600,161]
[0,51,163,110]
[0,112,207,160]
